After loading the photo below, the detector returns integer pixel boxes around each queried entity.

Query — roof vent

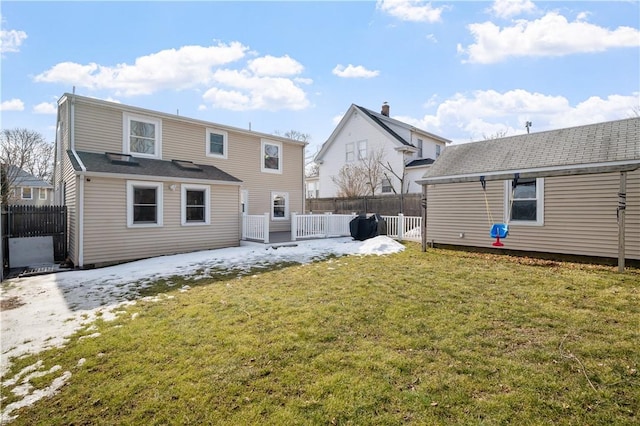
[381,102,390,117]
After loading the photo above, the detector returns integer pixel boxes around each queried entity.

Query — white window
[21,187,32,200]
[126,181,163,227]
[123,113,162,159]
[261,139,282,173]
[271,191,289,220]
[39,188,47,200]
[181,184,210,226]
[206,128,228,159]
[306,182,319,198]
[345,142,355,162]
[381,178,392,193]
[417,139,423,158]
[435,145,441,158]
[357,140,367,160]
[505,178,544,225]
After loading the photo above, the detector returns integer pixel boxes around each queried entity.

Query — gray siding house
[418,117,640,268]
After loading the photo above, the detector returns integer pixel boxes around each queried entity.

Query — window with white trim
[181,184,210,226]
[206,128,228,159]
[127,181,163,227]
[346,142,355,162]
[417,139,423,158]
[505,178,544,225]
[21,187,32,200]
[435,144,441,158]
[261,139,282,173]
[357,140,367,160]
[381,178,392,193]
[123,113,162,158]
[271,191,289,220]
[39,188,47,200]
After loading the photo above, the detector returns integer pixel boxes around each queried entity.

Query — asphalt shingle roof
[68,151,242,183]
[4,165,52,188]
[421,117,640,183]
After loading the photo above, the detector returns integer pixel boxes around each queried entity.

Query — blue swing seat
[490,223,509,239]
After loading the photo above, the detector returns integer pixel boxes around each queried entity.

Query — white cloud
[35,41,311,112]
[0,98,24,111]
[377,0,446,23]
[458,12,640,64]
[204,69,310,111]
[396,89,639,142]
[33,102,57,114]
[490,0,536,19]
[247,55,304,77]
[0,28,27,53]
[35,42,250,96]
[332,64,380,78]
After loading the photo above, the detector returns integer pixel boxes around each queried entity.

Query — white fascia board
[417,159,640,185]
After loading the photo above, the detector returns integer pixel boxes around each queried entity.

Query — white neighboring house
[313,103,451,197]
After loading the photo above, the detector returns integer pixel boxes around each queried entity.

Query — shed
[417,117,640,271]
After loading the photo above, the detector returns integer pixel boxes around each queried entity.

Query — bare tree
[331,163,369,197]
[1,128,54,204]
[482,129,509,140]
[360,149,385,196]
[305,162,319,178]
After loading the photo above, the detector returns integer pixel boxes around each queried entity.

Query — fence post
[324,212,332,237]
[263,212,270,244]
[241,215,247,240]
[291,212,297,241]
[398,213,404,241]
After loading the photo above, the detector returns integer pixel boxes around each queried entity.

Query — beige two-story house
[53,93,306,268]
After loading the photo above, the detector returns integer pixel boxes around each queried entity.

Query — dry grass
[2,244,639,425]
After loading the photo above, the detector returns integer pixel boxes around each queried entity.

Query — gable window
[346,143,355,162]
[181,184,210,226]
[381,178,393,193]
[271,191,289,220]
[39,188,47,201]
[357,140,367,160]
[435,145,441,158]
[505,178,544,225]
[417,139,423,158]
[206,128,228,159]
[127,181,163,227]
[21,187,32,200]
[261,139,282,173]
[123,113,162,159]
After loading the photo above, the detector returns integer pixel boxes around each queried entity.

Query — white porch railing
[241,213,422,244]
[242,213,270,243]
[291,213,356,241]
[382,214,422,242]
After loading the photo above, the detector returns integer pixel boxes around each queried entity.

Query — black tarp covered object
[349,214,387,241]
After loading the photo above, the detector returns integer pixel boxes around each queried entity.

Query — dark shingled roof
[420,117,640,184]
[4,165,53,188]
[406,158,435,168]
[68,151,242,183]
[354,105,412,147]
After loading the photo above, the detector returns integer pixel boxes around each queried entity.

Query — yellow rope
[482,185,494,225]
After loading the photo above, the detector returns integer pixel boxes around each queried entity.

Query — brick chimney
[381,102,389,117]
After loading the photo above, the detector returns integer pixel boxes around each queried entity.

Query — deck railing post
[324,212,331,237]
[398,213,404,241]
[263,212,270,244]
[291,212,297,241]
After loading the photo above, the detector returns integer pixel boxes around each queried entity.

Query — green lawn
[2,244,639,425]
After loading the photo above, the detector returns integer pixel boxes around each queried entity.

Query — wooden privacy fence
[2,205,68,267]
[306,193,422,216]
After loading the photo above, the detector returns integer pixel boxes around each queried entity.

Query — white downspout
[70,95,86,268]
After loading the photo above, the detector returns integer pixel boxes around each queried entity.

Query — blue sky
[1,0,639,155]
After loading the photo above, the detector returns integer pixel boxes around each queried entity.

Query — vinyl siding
[72,98,304,232]
[63,159,78,265]
[82,176,240,266]
[426,170,640,260]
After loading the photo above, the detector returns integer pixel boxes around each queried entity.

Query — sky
[0,235,404,421]
[0,0,639,157]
